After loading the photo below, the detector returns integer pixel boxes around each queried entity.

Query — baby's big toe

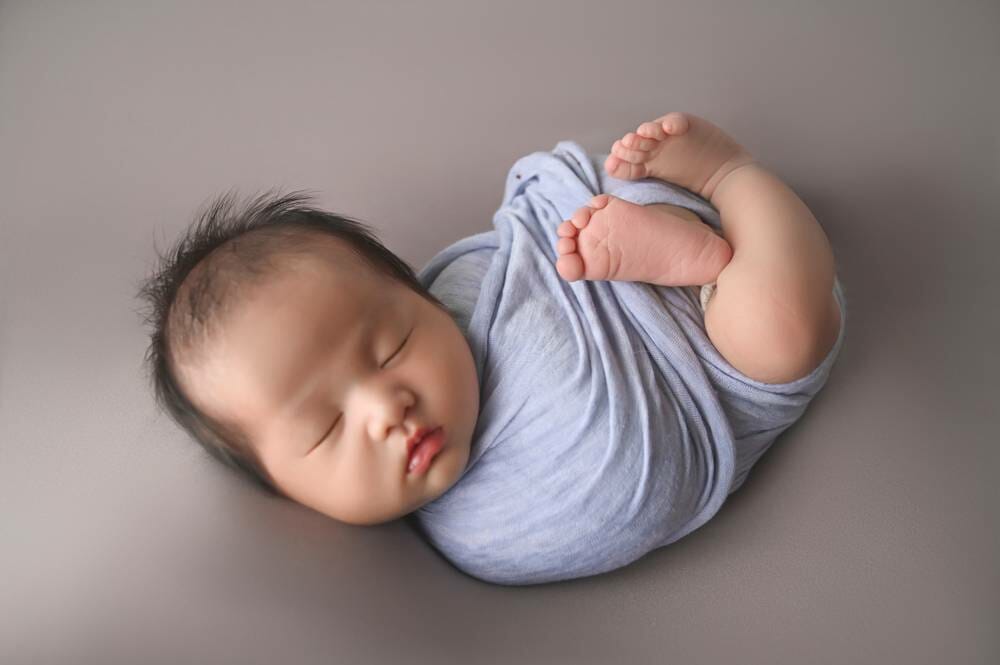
[636,121,668,140]
[658,111,690,135]
[556,253,585,282]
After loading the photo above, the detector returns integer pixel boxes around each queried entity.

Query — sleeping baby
[136,111,847,586]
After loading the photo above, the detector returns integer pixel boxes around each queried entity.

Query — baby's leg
[599,112,841,383]
[705,161,842,384]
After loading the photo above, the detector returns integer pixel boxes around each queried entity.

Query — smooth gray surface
[1,1,996,663]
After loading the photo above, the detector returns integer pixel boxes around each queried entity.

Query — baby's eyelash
[383,331,410,366]
[312,329,412,452]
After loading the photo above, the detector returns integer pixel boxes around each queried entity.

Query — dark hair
[134,188,448,498]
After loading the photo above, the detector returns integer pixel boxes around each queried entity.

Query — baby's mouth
[406,427,444,475]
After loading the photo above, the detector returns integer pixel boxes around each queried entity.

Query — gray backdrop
[1,1,997,664]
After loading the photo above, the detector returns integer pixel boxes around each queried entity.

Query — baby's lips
[406,427,444,475]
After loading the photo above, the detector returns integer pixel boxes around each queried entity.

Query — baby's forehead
[278,239,384,285]
[260,250,400,317]
[190,264,384,381]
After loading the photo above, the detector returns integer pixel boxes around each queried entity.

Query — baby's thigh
[703,258,841,385]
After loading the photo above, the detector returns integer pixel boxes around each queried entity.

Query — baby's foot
[555,194,733,287]
[604,111,757,203]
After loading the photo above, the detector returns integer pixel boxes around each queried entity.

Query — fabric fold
[411,140,846,586]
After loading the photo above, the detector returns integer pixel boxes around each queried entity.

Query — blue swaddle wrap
[411,141,847,586]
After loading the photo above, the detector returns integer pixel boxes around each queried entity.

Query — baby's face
[177,248,480,525]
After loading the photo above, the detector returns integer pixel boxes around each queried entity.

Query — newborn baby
[137,111,846,586]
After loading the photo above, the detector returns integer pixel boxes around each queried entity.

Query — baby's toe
[622,131,658,151]
[611,139,649,164]
[604,153,649,180]
[556,253,585,282]
[569,205,594,230]
[588,194,612,210]
[557,220,578,238]
[636,121,668,140]
[658,111,690,135]
[556,237,576,255]
[604,154,629,179]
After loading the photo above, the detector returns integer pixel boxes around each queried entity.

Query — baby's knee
[704,274,836,384]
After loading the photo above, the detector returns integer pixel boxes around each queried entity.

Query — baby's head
[135,189,480,525]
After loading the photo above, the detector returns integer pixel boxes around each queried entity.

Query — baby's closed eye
[384,330,411,366]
